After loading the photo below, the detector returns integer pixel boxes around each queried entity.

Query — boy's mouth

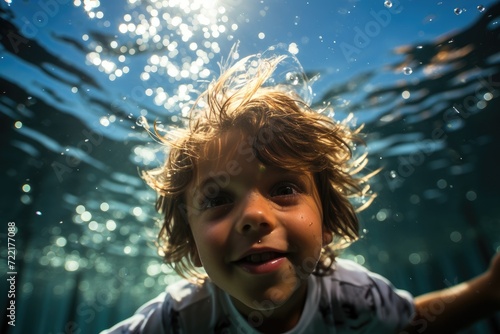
[239,252,283,264]
[234,250,287,274]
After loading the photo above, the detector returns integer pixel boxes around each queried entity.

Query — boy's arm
[403,252,500,334]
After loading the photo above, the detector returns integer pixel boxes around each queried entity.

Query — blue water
[1,1,500,333]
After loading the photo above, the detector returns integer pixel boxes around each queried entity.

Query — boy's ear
[322,230,333,246]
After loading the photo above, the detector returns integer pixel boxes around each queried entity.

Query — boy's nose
[236,192,276,235]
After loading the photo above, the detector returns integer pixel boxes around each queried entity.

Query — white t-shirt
[101,259,414,333]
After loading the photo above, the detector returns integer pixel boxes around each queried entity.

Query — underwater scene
[1,0,500,333]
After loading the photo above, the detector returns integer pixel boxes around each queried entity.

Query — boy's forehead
[200,130,248,163]
[193,130,254,181]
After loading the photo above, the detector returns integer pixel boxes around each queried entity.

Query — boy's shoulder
[316,258,414,332]
[319,257,414,306]
[330,257,391,285]
[329,258,413,301]
[331,258,374,281]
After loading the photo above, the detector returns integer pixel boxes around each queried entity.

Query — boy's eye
[271,183,299,197]
[197,191,233,210]
[204,195,232,209]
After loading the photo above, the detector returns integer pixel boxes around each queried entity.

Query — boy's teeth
[247,253,275,263]
[260,253,274,261]
[250,254,261,262]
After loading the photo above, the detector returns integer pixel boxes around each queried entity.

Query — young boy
[102,49,500,333]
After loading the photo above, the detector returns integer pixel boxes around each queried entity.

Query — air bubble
[454,8,463,15]
[466,190,477,201]
[477,5,485,12]
[409,253,421,264]
[384,1,392,8]
[99,117,110,127]
[286,72,300,85]
[437,179,447,189]
[450,231,462,243]
[403,67,413,75]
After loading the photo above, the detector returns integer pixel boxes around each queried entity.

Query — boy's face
[186,130,330,322]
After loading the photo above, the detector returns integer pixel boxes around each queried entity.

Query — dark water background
[1,1,500,333]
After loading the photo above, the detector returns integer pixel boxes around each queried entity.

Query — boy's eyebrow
[271,168,310,179]
[194,176,214,189]
[280,170,313,183]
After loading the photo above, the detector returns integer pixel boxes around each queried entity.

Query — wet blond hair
[143,51,375,282]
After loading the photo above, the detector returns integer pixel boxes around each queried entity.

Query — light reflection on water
[1,1,500,332]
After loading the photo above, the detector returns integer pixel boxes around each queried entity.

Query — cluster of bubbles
[80,0,243,115]
[32,184,158,275]
[386,2,485,15]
